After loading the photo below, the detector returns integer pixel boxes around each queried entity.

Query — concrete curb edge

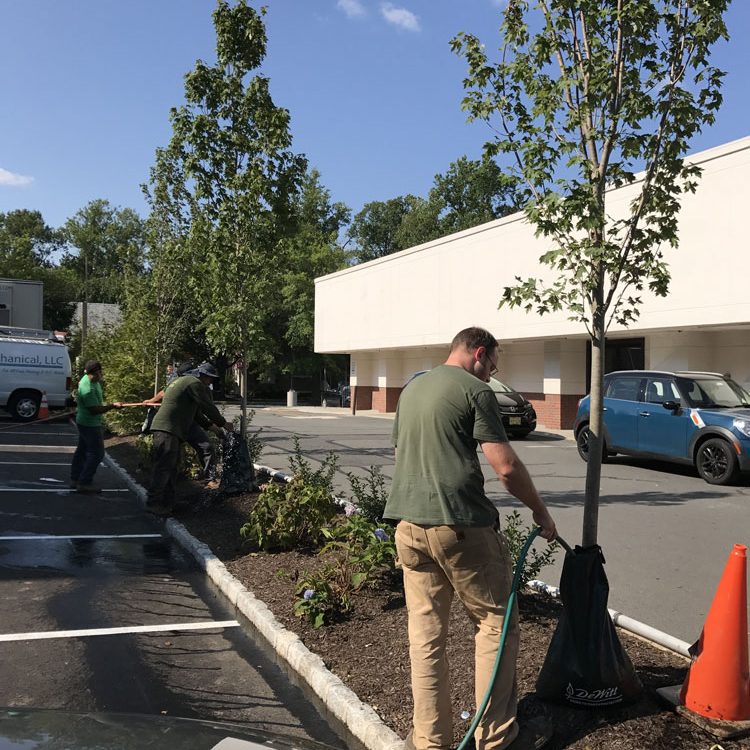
[103,450,404,750]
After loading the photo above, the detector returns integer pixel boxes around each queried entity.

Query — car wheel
[576,425,608,463]
[9,391,41,422]
[695,438,739,485]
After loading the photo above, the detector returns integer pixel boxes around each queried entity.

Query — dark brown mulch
[106,436,750,750]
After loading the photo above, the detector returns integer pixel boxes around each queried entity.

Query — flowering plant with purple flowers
[293,516,396,628]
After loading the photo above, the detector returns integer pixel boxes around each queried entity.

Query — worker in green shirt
[70,360,122,492]
[384,327,556,750]
[146,362,233,516]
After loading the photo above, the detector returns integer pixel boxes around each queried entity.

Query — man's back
[384,365,507,527]
[151,375,217,441]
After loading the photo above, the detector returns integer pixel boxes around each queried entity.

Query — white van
[0,328,72,421]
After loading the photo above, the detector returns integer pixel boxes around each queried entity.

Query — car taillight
[66,377,72,391]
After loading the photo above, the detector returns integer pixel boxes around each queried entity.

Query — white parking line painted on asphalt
[0,620,241,642]
[0,488,131,493]
[283,416,339,420]
[0,432,75,437]
[0,462,68,466]
[0,534,162,541]
[0,445,75,453]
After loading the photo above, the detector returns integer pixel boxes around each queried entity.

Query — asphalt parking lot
[237,405,750,645]
[0,415,346,747]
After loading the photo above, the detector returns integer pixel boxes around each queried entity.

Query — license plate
[509,417,522,426]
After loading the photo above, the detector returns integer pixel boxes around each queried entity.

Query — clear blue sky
[1,1,748,229]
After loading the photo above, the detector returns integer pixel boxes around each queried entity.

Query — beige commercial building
[315,136,750,428]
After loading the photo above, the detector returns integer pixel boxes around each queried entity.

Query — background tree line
[1,0,521,435]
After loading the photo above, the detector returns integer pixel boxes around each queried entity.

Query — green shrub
[239,477,337,551]
[347,466,388,522]
[502,510,559,588]
[294,517,396,628]
[288,436,338,494]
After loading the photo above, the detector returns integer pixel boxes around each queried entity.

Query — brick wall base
[352,385,374,412]
[525,393,583,430]
[372,386,402,413]
[356,385,581,426]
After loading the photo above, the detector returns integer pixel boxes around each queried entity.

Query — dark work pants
[186,422,215,479]
[71,425,105,485]
[147,430,182,509]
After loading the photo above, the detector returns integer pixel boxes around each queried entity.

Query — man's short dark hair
[450,327,498,354]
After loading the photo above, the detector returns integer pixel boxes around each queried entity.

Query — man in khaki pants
[384,327,557,750]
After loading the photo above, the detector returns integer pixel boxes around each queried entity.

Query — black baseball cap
[84,360,102,373]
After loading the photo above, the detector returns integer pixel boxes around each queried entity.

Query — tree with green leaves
[149,0,307,435]
[0,209,76,330]
[348,195,423,263]
[62,199,146,303]
[350,157,522,261]
[62,199,146,350]
[275,168,350,376]
[398,155,523,247]
[453,0,728,545]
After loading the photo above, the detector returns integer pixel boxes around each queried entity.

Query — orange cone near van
[38,391,49,420]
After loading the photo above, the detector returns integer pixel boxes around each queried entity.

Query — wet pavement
[0,415,347,746]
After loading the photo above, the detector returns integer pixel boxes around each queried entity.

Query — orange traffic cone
[679,544,750,722]
[38,391,49,420]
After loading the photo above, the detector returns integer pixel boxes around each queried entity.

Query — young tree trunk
[583,309,606,547]
[153,352,160,398]
[240,358,248,439]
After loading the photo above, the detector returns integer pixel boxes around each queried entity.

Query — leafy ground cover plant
[240,438,339,551]
[294,516,396,628]
[240,477,337,551]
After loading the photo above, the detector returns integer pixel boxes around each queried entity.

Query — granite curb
[103,450,404,750]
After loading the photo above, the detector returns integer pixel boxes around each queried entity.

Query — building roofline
[316,135,750,284]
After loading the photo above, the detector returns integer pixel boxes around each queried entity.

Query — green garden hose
[456,526,548,750]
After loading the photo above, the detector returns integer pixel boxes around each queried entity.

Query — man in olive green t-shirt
[145,362,233,516]
[384,327,556,750]
[70,360,122,492]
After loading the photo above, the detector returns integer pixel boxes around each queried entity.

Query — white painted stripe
[0,620,240,643]
[0,445,75,453]
[0,488,130,493]
[0,462,68,466]
[0,534,162,541]
[0,432,75,437]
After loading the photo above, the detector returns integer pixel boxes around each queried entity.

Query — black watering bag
[218,431,256,495]
[535,544,642,707]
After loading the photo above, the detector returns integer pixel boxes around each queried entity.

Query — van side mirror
[662,400,680,411]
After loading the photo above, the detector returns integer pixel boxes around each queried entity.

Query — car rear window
[605,376,642,401]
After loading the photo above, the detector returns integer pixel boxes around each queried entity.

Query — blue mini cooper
[574,370,750,485]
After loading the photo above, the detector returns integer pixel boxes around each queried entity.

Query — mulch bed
[106,436,750,750]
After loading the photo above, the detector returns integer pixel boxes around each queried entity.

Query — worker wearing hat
[146,361,234,516]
